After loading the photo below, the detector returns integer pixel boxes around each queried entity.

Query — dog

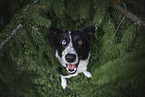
[49,26,95,89]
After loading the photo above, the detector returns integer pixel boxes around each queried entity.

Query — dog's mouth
[66,63,78,74]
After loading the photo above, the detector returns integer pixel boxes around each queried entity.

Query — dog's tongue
[67,64,76,70]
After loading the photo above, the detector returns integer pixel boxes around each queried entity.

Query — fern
[39,0,54,11]
[79,0,90,19]
[99,15,118,63]
[93,4,106,27]
[118,24,136,53]
[31,12,51,28]
[53,0,64,18]
[74,48,145,97]
[67,0,80,20]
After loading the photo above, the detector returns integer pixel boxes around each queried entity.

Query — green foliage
[93,4,106,27]
[67,0,81,20]
[99,15,118,64]
[118,24,136,52]
[79,0,90,19]
[31,12,51,28]
[75,43,145,97]
[0,0,145,97]
[53,0,64,18]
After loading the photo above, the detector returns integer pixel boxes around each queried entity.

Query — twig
[0,24,23,49]
[112,4,145,26]
[112,3,127,39]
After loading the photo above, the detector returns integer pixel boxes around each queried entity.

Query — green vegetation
[0,0,145,96]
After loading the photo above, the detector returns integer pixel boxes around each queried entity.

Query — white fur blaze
[61,76,67,89]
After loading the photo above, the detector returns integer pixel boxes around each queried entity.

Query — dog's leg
[61,76,67,89]
[83,70,92,78]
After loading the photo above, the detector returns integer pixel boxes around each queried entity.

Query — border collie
[49,26,95,89]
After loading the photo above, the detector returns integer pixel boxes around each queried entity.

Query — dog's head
[49,26,95,74]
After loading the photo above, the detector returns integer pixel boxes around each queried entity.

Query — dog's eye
[78,40,82,45]
[62,40,67,45]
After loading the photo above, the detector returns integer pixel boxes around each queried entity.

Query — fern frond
[117,24,136,53]
[99,15,118,63]
[53,0,64,18]
[67,0,80,20]
[93,4,106,27]
[39,0,53,11]
[31,12,51,28]
[79,0,90,19]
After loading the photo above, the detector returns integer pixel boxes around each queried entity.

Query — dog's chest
[77,58,89,73]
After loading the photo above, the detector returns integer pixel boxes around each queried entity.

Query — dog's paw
[61,77,67,89]
[83,71,92,78]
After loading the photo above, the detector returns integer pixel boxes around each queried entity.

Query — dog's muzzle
[65,53,78,74]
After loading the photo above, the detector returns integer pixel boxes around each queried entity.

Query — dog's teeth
[66,67,77,74]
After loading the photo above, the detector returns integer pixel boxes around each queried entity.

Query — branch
[112,3,127,39]
[0,1,40,49]
[0,24,23,49]
[112,4,145,26]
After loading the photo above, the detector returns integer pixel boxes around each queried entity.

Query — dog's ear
[81,26,95,42]
[49,27,63,38]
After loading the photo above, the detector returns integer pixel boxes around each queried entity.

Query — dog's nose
[65,54,76,63]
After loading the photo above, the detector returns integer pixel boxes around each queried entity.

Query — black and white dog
[49,26,95,89]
